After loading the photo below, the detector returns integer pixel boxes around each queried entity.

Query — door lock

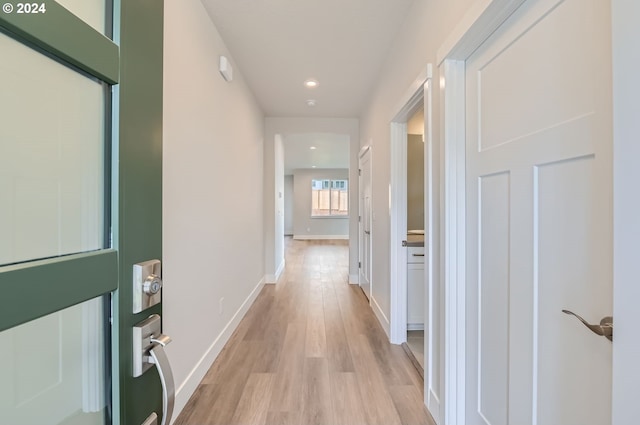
[143,274,163,295]
[133,260,162,313]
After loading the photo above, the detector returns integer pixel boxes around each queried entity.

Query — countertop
[404,233,424,247]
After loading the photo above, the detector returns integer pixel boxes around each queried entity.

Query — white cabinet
[407,247,424,328]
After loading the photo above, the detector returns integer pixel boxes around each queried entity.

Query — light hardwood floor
[174,239,436,425]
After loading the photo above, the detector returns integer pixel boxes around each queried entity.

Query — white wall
[264,118,360,283]
[162,0,265,418]
[358,0,475,337]
[407,134,424,231]
[293,168,350,239]
[612,0,640,422]
[284,175,294,235]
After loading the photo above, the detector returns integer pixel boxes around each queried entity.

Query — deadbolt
[133,260,162,313]
[143,274,163,295]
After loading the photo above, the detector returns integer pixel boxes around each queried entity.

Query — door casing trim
[389,64,432,346]
[438,1,527,423]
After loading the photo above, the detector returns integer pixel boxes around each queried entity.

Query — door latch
[562,309,613,341]
[133,314,175,425]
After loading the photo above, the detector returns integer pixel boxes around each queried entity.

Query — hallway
[174,239,434,425]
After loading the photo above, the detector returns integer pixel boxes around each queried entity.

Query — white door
[359,147,372,300]
[465,0,612,424]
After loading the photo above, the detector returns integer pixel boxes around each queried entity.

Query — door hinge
[359,215,361,222]
[359,169,361,176]
[359,261,361,268]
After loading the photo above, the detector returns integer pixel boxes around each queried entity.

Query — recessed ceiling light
[306,99,317,107]
[304,79,319,88]
[312,165,317,168]
[310,146,317,150]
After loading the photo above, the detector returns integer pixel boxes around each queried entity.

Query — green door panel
[0,1,119,83]
[0,250,117,332]
[114,0,164,423]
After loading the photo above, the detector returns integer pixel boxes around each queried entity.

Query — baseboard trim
[428,389,441,424]
[275,259,285,281]
[265,258,285,284]
[293,234,349,240]
[401,342,424,379]
[371,295,390,339]
[348,274,359,285]
[172,277,265,422]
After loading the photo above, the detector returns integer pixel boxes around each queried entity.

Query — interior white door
[464,0,612,424]
[359,148,372,300]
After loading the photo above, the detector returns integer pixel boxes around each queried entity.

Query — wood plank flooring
[174,239,436,425]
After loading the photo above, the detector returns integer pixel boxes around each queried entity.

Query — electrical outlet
[219,297,224,316]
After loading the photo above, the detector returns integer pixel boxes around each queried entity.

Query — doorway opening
[282,133,351,244]
[388,65,441,420]
[389,66,432,346]
[404,105,426,371]
[265,119,359,287]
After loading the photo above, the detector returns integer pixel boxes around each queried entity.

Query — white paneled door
[465,0,612,424]
[359,147,372,300]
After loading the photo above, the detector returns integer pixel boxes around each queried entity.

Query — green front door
[0,1,164,424]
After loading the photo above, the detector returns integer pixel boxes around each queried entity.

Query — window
[311,179,348,217]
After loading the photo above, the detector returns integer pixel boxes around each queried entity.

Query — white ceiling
[201,0,415,118]
[283,133,349,174]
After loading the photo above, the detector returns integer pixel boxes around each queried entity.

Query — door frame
[437,2,534,422]
[389,65,432,345]
[437,0,625,423]
[437,0,537,423]
[389,65,443,422]
[611,0,640,423]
